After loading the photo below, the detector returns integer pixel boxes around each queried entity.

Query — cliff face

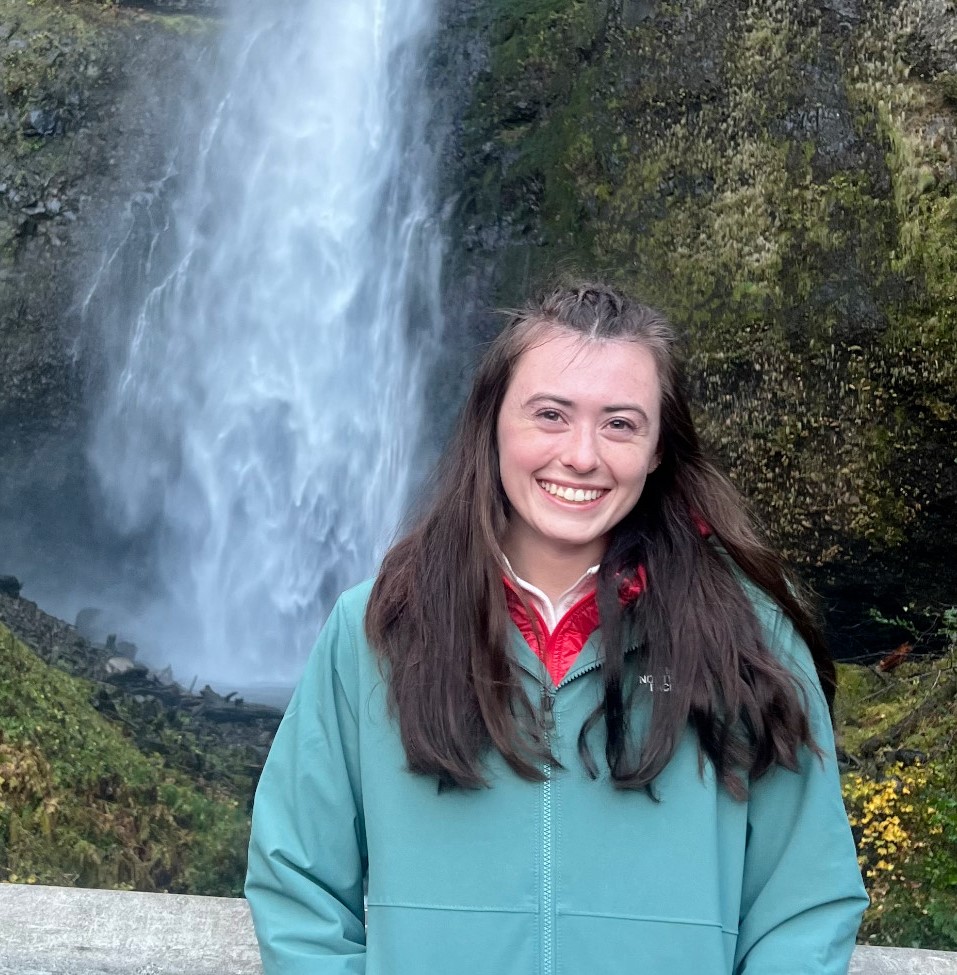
[445,0,957,654]
[0,1,211,420]
[0,0,214,577]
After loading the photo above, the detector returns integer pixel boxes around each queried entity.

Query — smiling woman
[245,281,868,975]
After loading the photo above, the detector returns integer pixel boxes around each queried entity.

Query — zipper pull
[540,688,556,733]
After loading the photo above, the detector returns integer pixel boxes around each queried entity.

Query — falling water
[82,0,443,686]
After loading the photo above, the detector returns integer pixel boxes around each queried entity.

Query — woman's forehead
[511,328,658,383]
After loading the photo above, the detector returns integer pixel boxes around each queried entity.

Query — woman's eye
[607,418,636,432]
[537,409,563,422]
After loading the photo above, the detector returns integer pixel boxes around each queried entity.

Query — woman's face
[496,328,662,574]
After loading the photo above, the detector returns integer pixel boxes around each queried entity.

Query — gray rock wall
[1,884,955,975]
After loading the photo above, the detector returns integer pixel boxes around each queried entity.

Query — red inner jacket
[504,567,647,685]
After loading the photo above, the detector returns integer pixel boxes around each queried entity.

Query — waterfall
[82,0,443,686]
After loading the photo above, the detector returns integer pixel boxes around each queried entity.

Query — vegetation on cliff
[0,0,206,268]
[0,622,250,894]
[837,609,957,949]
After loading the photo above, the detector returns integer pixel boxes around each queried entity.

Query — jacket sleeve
[245,596,368,974]
[733,606,868,975]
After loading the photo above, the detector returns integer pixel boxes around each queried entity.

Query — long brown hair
[365,282,833,797]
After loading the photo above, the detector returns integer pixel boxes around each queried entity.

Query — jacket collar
[504,567,646,687]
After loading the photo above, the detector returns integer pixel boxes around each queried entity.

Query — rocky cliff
[442,0,957,656]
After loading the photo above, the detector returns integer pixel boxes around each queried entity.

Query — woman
[245,282,867,974]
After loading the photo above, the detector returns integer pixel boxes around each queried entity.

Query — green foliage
[0,623,250,894]
[944,608,957,642]
[866,606,922,640]
[937,73,957,108]
[837,614,957,949]
[843,760,957,950]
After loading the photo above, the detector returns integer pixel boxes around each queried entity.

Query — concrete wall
[2,884,957,974]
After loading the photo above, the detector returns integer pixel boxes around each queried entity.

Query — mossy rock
[936,72,957,107]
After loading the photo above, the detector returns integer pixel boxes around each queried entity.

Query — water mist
[82,0,443,687]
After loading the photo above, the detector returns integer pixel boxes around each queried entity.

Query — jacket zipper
[530,650,636,975]
[540,686,555,975]
[537,658,608,975]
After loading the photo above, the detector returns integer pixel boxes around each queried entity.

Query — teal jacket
[245,579,867,974]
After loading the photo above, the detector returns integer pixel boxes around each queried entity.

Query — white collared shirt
[502,556,599,633]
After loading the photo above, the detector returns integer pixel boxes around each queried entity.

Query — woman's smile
[536,479,609,504]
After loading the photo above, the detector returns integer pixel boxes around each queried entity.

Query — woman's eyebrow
[524,394,650,422]
[603,404,649,419]
[524,393,574,408]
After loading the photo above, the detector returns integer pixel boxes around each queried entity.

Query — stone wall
[1,884,956,975]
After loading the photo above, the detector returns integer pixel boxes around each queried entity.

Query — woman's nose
[561,425,599,472]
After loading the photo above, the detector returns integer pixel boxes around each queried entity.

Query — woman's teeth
[538,481,605,503]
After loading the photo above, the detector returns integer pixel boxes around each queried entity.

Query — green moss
[835,636,957,767]
[135,11,214,36]
[0,623,249,894]
[835,663,922,754]
[457,0,956,574]
[835,7,957,555]
[0,0,214,113]
[833,662,883,743]
[936,72,957,107]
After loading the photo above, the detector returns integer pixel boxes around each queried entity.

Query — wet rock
[116,639,138,660]
[622,0,656,27]
[155,664,175,685]
[819,0,860,26]
[21,109,60,138]
[104,660,152,685]
[0,576,22,598]
[888,748,929,767]
[20,200,60,219]
[105,655,138,676]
